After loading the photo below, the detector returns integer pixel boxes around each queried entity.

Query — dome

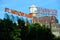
[30,5,36,8]
[30,5,37,13]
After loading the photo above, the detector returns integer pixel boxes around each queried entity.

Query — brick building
[33,16,58,24]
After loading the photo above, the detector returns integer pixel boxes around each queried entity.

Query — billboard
[37,7,57,16]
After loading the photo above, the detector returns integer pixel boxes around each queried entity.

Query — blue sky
[0,0,60,23]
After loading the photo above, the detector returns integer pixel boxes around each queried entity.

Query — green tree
[21,23,55,40]
[54,36,60,40]
[0,18,13,40]
[0,13,56,40]
[0,14,21,40]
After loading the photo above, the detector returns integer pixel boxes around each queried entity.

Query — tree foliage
[0,13,59,40]
[0,15,21,40]
[21,23,55,40]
